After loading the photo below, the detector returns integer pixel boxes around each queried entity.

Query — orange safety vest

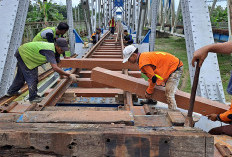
[109,19,115,27]
[138,51,183,86]
[219,100,232,122]
[91,32,96,38]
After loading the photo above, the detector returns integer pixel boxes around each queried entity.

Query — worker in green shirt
[6,38,78,103]
[33,22,69,43]
[33,22,69,58]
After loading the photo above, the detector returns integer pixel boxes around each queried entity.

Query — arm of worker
[141,65,157,99]
[40,50,78,80]
[192,41,232,67]
[50,63,79,82]
[123,36,131,44]
[46,33,55,43]
[50,63,71,76]
[128,35,133,43]
[40,29,54,43]
[207,103,232,124]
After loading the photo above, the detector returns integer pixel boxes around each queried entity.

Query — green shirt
[19,42,56,70]
[33,27,60,42]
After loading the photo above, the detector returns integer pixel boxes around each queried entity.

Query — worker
[33,22,69,43]
[123,45,183,110]
[191,42,232,136]
[90,28,101,44]
[6,38,79,103]
[33,22,69,58]
[123,30,134,46]
[108,17,116,34]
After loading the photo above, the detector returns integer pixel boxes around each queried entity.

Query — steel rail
[85,31,111,58]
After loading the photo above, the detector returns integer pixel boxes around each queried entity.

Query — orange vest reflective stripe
[91,32,96,38]
[219,100,232,122]
[139,51,183,86]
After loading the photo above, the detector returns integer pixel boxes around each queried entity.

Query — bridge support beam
[0,0,29,97]
[136,0,148,43]
[82,0,93,37]
[181,0,225,103]
[66,0,75,55]
[149,0,159,51]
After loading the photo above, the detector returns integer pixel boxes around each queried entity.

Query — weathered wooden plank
[42,106,117,111]
[0,123,214,157]
[134,115,172,127]
[45,88,123,97]
[9,102,31,113]
[167,111,185,126]
[16,111,134,125]
[91,67,229,115]
[0,113,21,122]
[132,106,146,115]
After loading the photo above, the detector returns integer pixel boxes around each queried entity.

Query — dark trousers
[110,27,115,34]
[227,71,232,95]
[7,54,38,101]
[208,125,232,137]
[92,34,100,45]
[124,41,133,46]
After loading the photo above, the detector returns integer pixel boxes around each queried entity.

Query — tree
[210,6,228,23]
[26,0,64,23]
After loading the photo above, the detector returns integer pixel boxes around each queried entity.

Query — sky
[33,0,227,9]
[51,0,80,6]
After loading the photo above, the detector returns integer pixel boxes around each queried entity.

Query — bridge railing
[22,21,87,43]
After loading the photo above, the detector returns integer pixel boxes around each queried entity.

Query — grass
[155,36,231,102]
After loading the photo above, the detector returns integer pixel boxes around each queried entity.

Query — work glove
[69,74,79,83]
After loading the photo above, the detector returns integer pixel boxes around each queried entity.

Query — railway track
[0,23,217,157]
[0,24,140,115]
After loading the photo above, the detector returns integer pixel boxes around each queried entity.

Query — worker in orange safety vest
[123,45,184,110]
[108,17,116,34]
[192,42,232,136]
[90,28,101,44]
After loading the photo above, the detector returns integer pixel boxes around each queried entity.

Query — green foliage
[27,0,64,22]
[210,6,228,23]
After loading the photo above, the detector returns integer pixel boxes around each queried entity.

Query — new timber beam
[91,67,229,115]
[79,71,141,78]
[60,58,139,70]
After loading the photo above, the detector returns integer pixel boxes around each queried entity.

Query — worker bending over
[6,38,78,103]
[108,17,116,34]
[91,28,101,44]
[123,30,134,46]
[123,45,183,110]
[192,42,232,136]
